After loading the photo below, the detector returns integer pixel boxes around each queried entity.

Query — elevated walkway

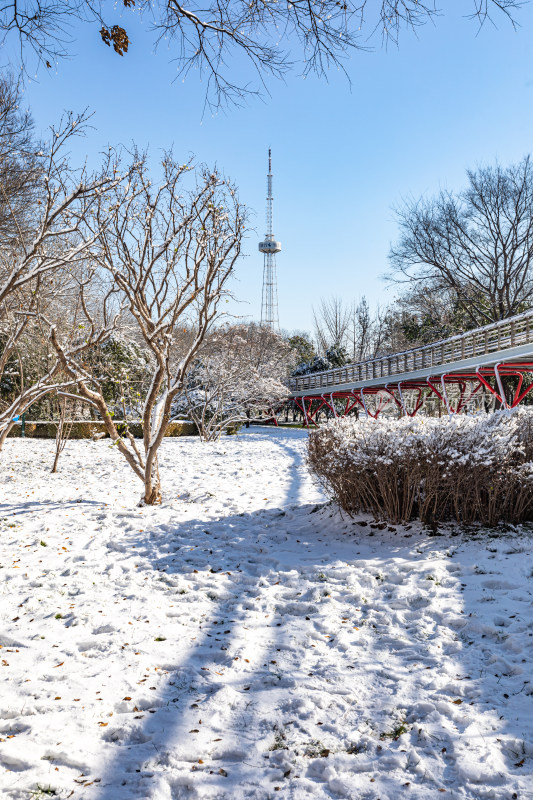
[288,309,533,421]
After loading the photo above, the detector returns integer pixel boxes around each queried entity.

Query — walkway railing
[289,308,533,394]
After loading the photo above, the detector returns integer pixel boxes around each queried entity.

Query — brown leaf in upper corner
[100,25,130,56]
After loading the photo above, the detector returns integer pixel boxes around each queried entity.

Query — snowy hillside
[0,428,532,799]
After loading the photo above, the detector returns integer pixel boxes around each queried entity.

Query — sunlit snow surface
[1,427,532,800]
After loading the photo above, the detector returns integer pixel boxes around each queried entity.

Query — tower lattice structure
[259,149,281,329]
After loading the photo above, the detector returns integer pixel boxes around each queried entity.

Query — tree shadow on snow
[91,431,533,800]
[0,498,102,516]
[93,434,319,799]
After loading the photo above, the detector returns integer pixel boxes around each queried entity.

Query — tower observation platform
[259,237,281,254]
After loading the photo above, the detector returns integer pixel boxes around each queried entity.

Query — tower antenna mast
[259,148,281,329]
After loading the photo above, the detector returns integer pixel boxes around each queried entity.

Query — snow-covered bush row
[308,410,533,525]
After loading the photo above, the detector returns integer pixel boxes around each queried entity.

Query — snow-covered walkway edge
[1,428,532,800]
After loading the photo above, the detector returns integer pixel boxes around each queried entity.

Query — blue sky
[14,1,533,335]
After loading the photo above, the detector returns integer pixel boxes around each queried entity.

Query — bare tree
[389,157,533,327]
[177,323,291,440]
[313,296,351,354]
[346,297,373,361]
[0,0,520,107]
[0,74,40,245]
[0,112,123,446]
[51,393,73,473]
[49,155,246,504]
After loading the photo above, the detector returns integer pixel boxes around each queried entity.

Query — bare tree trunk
[0,419,16,450]
[51,396,71,473]
[143,450,162,505]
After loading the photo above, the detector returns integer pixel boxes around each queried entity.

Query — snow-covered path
[1,428,533,800]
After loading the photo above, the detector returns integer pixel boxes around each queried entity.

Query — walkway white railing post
[360,389,371,419]
[494,362,511,412]
[440,374,453,418]
[397,382,407,416]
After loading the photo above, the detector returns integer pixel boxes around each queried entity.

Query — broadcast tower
[259,149,281,329]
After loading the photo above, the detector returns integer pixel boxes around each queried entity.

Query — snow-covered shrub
[308,410,533,526]
[174,324,291,441]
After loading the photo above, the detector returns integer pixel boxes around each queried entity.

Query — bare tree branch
[388,156,533,327]
[0,0,521,108]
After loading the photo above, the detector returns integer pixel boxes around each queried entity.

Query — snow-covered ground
[1,427,533,800]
